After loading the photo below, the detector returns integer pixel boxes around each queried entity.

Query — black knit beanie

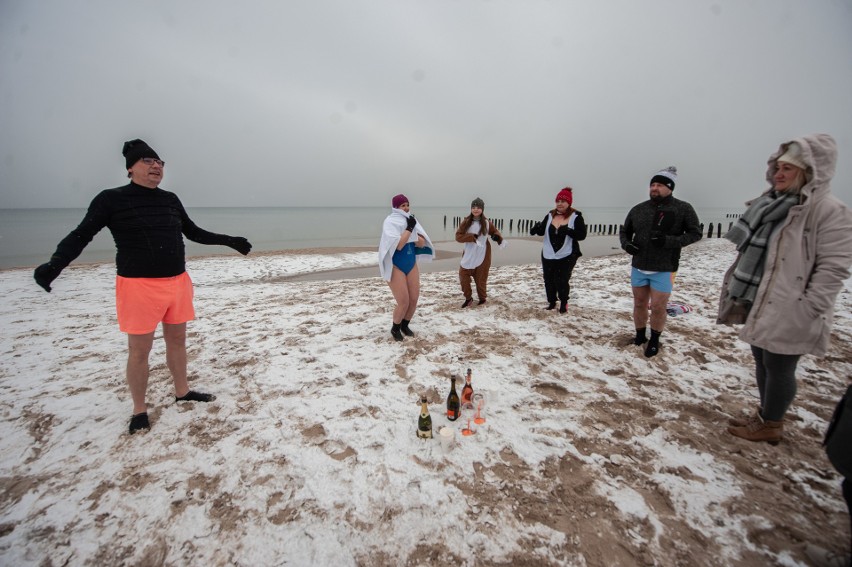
[122,139,161,169]
[650,166,677,190]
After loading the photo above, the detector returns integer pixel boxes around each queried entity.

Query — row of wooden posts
[445,216,736,239]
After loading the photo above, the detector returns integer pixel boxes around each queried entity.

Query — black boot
[545,302,556,310]
[633,327,648,346]
[391,323,403,342]
[400,319,414,337]
[559,301,567,313]
[644,329,661,357]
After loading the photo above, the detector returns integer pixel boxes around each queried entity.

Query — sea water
[0,205,742,270]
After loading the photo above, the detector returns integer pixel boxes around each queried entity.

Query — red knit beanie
[555,187,573,205]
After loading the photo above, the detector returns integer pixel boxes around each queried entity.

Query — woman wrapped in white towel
[378,194,434,341]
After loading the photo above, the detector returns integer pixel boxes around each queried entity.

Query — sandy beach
[1,237,850,566]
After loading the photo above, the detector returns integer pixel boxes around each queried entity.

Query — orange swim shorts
[115,272,195,334]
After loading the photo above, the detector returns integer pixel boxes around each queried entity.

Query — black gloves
[624,242,640,256]
[227,236,252,256]
[650,232,666,248]
[556,225,575,237]
[490,234,502,244]
[34,262,63,292]
[405,215,417,232]
[530,221,543,235]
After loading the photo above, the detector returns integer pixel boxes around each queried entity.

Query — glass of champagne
[473,392,486,424]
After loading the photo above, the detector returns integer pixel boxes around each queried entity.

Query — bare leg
[387,267,410,324]
[163,322,189,398]
[404,264,420,320]
[648,289,671,332]
[631,285,651,330]
[127,331,155,414]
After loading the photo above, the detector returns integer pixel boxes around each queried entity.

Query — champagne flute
[473,392,486,424]
[461,416,476,436]
[461,401,476,436]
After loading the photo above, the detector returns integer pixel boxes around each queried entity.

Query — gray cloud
[1,0,851,210]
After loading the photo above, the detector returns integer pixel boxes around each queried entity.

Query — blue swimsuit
[392,242,417,275]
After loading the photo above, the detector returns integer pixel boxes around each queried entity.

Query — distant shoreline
[0,206,741,271]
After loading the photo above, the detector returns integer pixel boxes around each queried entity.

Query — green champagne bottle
[417,396,432,439]
[447,377,461,421]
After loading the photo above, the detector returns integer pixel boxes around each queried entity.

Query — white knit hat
[777,142,807,170]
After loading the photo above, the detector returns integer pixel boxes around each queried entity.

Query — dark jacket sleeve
[529,214,549,236]
[49,192,111,269]
[568,212,587,241]
[619,209,635,251]
[670,202,702,249]
[177,199,233,246]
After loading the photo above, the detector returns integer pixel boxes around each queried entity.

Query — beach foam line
[1,236,623,284]
[283,236,622,282]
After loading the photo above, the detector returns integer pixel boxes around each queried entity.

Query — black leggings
[541,254,578,304]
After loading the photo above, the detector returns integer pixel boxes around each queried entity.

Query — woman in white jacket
[718,133,852,444]
[378,194,434,341]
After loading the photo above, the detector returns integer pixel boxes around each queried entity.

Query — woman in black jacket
[530,187,587,313]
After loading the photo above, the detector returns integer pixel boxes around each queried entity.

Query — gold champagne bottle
[447,377,461,421]
[417,396,432,439]
[461,368,474,406]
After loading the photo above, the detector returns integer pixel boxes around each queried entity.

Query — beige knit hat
[777,142,807,170]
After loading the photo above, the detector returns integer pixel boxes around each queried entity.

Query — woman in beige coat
[718,133,852,444]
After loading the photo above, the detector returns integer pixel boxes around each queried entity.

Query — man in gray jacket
[619,166,702,357]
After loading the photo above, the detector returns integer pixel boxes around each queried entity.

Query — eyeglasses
[141,157,165,167]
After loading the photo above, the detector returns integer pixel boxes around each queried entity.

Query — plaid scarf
[725,190,799,303]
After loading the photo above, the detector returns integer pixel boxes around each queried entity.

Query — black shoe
[175,390,216,402]
[545,302,556,310]
[477,299,486,305]
[461,298,473,308]
[129,412,150,434]
[400,322,414,337]
[559,302,567,313]
[391,326,404,341]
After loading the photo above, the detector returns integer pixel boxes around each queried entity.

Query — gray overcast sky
[1,0,851,210]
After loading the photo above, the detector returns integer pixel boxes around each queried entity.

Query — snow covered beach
[1,238,850,566]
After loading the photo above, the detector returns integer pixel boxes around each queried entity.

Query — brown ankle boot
[727,411,783,445]
[728,406,762,427]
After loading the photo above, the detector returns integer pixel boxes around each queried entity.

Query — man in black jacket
[34,139,252,434]
[619,166,701,357]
